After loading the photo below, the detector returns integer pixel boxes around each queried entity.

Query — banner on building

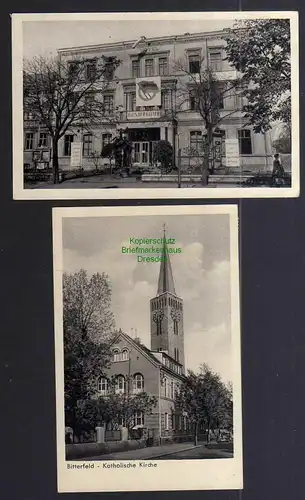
[136,76,161,107]
[70,142,83,167]
[225,139,240,167]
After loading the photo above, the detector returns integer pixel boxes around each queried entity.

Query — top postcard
[12,11,299,200]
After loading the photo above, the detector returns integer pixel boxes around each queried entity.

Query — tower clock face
[153,309,164,323]
[171,308,181,322]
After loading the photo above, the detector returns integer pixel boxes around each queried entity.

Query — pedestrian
[272,153,285,186]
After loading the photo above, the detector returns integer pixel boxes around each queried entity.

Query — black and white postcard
[12,11,299,200]
[53,205,242,492]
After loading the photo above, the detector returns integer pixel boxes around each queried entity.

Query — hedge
[66,439,147,460]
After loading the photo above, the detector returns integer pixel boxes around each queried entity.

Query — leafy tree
[225,19,291,132]
[175,364,233,445]
[173,59,243,182]
[63,269,116,440]
[152,140,173,174]
[97,385,157,435]
[23,54,121,184]
[272,125,291,153]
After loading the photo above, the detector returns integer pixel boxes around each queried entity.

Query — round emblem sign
[137,80,159,101]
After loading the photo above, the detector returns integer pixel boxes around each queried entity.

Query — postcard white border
[12,11,299,200]
[53,204,243,492]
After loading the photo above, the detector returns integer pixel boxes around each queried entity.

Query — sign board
[136,77,161,107]
[225,139,240,167]
[70,142,83,167]
[127,110,161,120]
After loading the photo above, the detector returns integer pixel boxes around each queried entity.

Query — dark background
[1,0,304,499]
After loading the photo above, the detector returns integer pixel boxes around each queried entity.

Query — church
[99,232,190,444]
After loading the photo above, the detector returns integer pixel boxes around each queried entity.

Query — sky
[62,213,233,383]
[23,19,234,59]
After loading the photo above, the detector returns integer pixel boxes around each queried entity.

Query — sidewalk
[76,442,200,461]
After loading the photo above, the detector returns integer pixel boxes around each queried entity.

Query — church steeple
[150,225,185,373]
[157,225,176,296]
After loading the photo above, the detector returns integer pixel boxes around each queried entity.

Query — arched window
[115,375,125,394]
[98,376,109,396]
[113,349,120,362]
[133,373,144,393]
[121,348,129,361]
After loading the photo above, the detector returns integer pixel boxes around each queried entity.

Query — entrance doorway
[128,128,160,167]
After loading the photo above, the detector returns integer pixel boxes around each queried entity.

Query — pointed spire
[157,224,176,296]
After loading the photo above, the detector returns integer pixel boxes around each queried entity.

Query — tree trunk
[207,421,211,444]
[52,137,60,184]
[201,129,213,185]
[193,422,199,446]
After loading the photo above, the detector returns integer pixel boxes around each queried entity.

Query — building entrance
[128,128,160,167]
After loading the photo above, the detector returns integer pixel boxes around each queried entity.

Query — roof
[112,330,185,379]
[157,229,176,296]
[57,29,230,55]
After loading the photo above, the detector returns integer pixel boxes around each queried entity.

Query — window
[83,134,93,156]
[174,348,180,362]
[103,94,114,114]
[115,375,125,394]
[164,412,169,431]
[157,318,162,336]
[133,373,144,393]
[189,91,198,111]
[98,377,109,396]
[122,348,129,361]
[64,135,74,156]
[170,380,174,399]
[159,57,168,75]
[84,92,95,109]
[113,349,120,362]
[161,90,170,111]
[209,51,222,72]
[38,132,48,148]
[188,54,200,74]
[164,377,168,397]
[145,59,154,77]
[134,412,144,426]
[68,61,79,78]
[130,92,136,111]
[215,84,224,110]
[132,60,140,78]
[172,414,176,430]
[238,129,252,155]
[25,132,34,150]
[174,320,178,335]
[102,133,112,148]
[85,61,96,81]
[190,131,203,152]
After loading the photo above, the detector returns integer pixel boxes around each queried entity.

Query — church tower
[150,227,185,373]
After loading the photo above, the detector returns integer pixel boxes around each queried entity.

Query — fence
[105,429,121,442]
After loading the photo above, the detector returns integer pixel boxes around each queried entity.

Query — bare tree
[170,57,244,184]
[23,54,121,184]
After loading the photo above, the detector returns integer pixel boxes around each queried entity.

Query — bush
[152,140,173,174]
[66,439,147,460]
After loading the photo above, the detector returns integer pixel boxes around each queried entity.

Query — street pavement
[75,442,233,461]
[25,175,238,190]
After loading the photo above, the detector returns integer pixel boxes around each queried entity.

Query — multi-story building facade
[24,30,274,175]
[98,235,188,444]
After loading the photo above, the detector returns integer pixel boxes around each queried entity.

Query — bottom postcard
[52,204,243,492]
